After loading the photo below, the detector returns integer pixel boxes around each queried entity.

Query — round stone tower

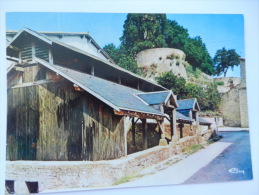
[137,48,188,80]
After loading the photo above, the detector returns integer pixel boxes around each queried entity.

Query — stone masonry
[137,48,188,81]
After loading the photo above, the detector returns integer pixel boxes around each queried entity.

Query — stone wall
[214,77,241,93]
[5,145,176,193]
[239,88,249,127]
[6,125,215,194]
[137,48,187,80]
[214,75,249,127]
[219,85,241,127]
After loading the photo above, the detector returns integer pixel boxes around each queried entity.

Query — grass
[113,174,145,185]
[182,144,204,155]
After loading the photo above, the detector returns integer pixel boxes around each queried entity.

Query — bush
[156,72,221,111]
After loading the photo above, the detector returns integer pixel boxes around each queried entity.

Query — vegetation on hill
[103,13,239,112]
[103,13,215,75]
[156,72,221,111]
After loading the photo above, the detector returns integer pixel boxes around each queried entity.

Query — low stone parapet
[6,144,175,193]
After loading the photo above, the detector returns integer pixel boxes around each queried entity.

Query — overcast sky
[6,12,244,77]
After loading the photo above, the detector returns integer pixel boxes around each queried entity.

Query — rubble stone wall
[137,48,187,80]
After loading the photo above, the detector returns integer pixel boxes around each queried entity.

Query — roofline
[6,28,52,48]
[132,93,150,106]
[50,37,166,90]
[34,57,121,112]
[177,98,200,111]
[165,90,179,108]
[7,28,166,91]
[32,28,165,90]
[135,90,178,107]
[119,107,164,117]
[7,29,114,65]
[134,90,170,95]
[35,57,165,116]
[7,30,90,36]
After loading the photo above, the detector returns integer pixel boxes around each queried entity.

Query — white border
[1,0,258,195]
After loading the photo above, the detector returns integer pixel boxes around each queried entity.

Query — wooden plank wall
[7,79,126,161]
[7,86,39,160]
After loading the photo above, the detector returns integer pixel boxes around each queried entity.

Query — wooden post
[179,123,184,138]
[132,117,136,146]
[118,76,122,85]
[171,108,178,142]
[91,66,94,76]
[141,119,147,149]
[158,119,167,146]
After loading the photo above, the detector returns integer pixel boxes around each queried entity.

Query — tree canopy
[213,47,240,77]
[103,13,215,75]
[156,72,221,111]
[120,14,168,56]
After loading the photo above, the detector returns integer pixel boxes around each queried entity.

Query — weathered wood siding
[7,76,126,161]
[7,86,39,160]
[127,123,160,154]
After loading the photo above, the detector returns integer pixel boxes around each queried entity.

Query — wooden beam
[9,79,60,89]
[114,109,163,120]
[157,119,165,139]
[14,66,25,72]
[7,45,20,52]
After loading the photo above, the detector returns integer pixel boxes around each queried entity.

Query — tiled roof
[136,91,171,105]
[35,58,164,116]
[176,111,193,122]
[199,117,212,124]
[176,98,198,111]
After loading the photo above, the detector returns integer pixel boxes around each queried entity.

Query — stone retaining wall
[6,129,214,194]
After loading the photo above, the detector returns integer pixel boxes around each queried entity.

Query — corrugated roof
[176,98,198,111]
[35,58,164,116]
[136,91,171,105]
[176,111,193,122]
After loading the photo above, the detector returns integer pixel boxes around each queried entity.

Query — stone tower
[136,48,187,81]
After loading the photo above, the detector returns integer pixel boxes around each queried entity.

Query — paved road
[183,131,253,184]
[115,131,253,188]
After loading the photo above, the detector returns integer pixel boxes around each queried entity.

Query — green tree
[156,73,221,111]
[103,43,121,64]
[213,47,240,77]
[155,72,186,97]
[118,54,139,74]
[120,14,168,56]
[165,20,189,52]
[183,36,214,75]
[104,14,215,76]
[204,83,221,110]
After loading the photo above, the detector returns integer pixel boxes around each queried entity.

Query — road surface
[115,131,253,188]
[183,131,253,184]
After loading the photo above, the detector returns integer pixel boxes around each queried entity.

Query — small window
[5,180,15,194]
[26,181,39,193]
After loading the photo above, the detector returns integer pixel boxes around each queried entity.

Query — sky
[6,12,245,77]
